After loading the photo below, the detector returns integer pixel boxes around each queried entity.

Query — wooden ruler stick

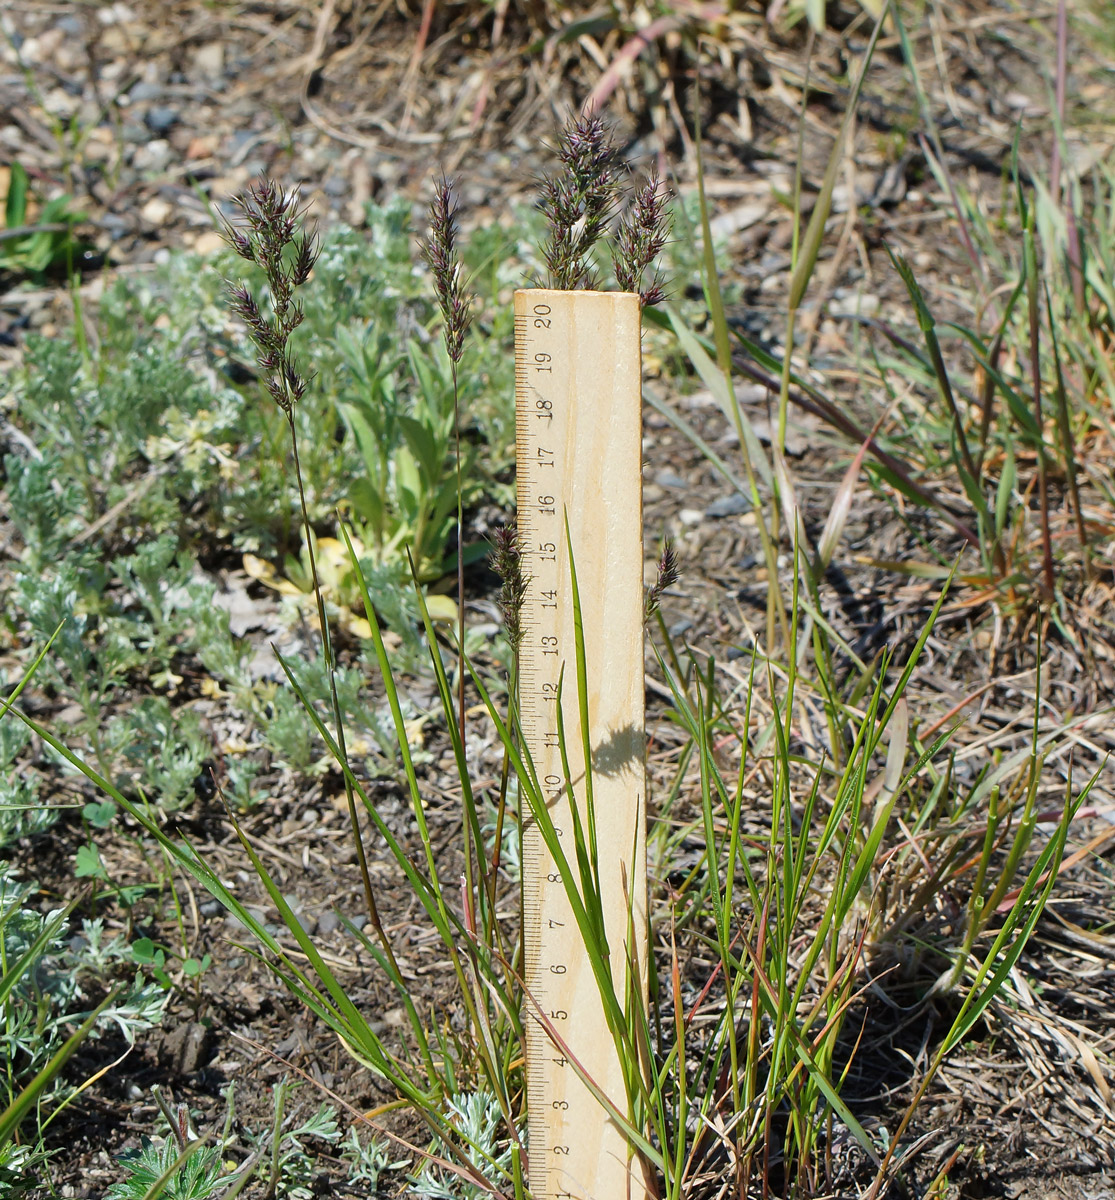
[514,289,649,1200]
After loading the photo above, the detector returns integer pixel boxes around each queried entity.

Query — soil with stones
[2,2,1114,1198]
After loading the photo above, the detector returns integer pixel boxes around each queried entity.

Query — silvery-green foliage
[262,652,427,775]
[16,565,94,695]
[410,1092,512,1200]
[0,773,52,851]
[70,918,133,973]
[189,593,250,692]
[106,697,209,812]
[0,1140,50,1197]
[239,1093,342,1200]
[0,721,56,851]
[0,866,167,1113]
[221,755,267,811]
[112,534,194,628]
[1,451,85,568]
[259,682,319,772]
[339,1128,408,1189]
[484,781,521,886]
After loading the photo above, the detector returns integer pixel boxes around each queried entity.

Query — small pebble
[145,106,180,133]
[133,138,171,171]
[828,291,879,319]
[705,494,751,518]
[200,899,221,917]
[192,42,224,76]
[126,82,163,104]
[317,911,340,934]
[140,196,173,225]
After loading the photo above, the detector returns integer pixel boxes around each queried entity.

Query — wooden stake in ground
[515,289,650,1200]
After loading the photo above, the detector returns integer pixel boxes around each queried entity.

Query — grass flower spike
[423,177,472,364]
[643,539,679,622]
[539,113,620,290]
[221,181,398,979]
[222,181,319,414]
[613,171,671,306]
[491,522,527,652]
[422,177,473,742]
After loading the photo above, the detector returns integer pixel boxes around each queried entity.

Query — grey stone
[145,106,180,133]
[317,911,340,934]
[200,899,221,917]
[128,83,164,103]
[705,494,751,518]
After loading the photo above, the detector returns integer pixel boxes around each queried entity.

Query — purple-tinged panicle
[224,224,255,262]
[614,171,672,307]
[644,539,679,623]
[291,231,320,287]
[423,177,472,365]
[539,112,620,291]
[220,178,317,416]
[536,114,671,300]
[491,523,528,652]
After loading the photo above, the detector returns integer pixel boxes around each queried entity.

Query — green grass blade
[0,985,121,1151]
[788,10,885,312]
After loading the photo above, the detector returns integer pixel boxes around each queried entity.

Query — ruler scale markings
[514,289,649,1200]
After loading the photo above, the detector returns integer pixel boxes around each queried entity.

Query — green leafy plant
[107,698,210,813]
[106,1079,381,1200]
[2,86,1096,1200]
[0,861,166,1192]
[335,320,478,584]
[0,163,86,280]
[0,721,56,852]
[106,1133,224,1200]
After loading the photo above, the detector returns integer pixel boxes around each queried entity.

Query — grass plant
[1,35,1105,1199]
